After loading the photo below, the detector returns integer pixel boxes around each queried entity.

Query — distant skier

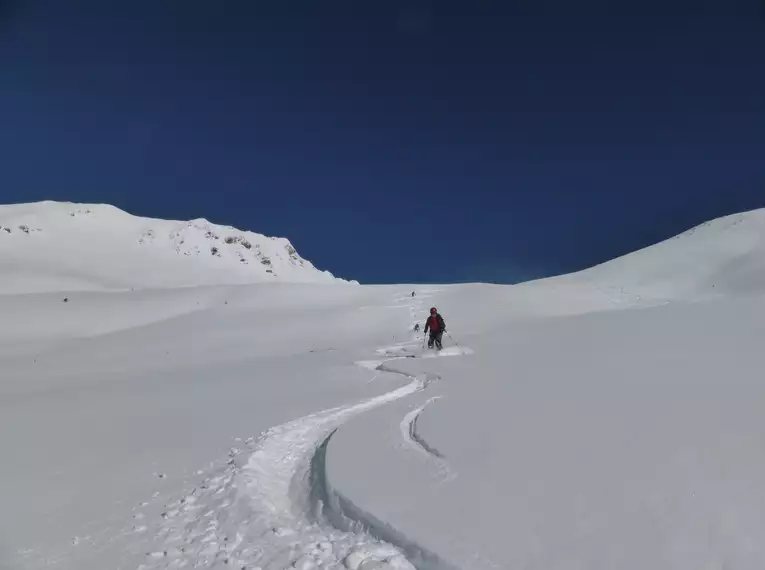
[424,307,446,350]
[411,291,416,297]
[414,323,420,332]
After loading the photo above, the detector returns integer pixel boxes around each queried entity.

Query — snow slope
[4,207,765,570]
[0,201,343,294]
[0,284,422,570]
[330,289,765,570]
[565,208,765,300]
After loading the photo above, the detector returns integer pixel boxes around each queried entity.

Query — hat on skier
[430,307,437,314]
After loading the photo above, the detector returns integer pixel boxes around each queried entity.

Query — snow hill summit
[0,201,350,294]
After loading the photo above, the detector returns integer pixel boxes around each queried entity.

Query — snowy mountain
[0,201,346,293]
[452,208,765,321]
[569,208,765,300]
[6,207,765,570]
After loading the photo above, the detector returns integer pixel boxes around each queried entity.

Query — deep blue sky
[0,1,763,283]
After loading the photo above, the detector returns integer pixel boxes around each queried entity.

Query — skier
[411,291,416,297]
[423,307,446,350]
[414,323,420,332]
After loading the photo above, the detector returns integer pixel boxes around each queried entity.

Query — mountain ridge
[0,200,351,294]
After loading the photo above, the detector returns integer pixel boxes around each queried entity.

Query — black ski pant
[428,331,443,349]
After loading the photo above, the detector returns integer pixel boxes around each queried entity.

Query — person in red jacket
[424,307,446,350]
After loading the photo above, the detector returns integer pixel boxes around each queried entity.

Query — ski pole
[446,331,460,348]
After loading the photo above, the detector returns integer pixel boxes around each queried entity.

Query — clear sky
[0,0,763,283]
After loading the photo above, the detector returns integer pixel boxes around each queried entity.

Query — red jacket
[424,314,446,334]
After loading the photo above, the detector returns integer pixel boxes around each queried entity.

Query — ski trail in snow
[401,398,445,459]
[135,291,456,570]
[377,289,458,482]
[138,376,429,570]
[400,397,454,482]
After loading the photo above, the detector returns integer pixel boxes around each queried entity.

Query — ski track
[133,289,466,570]
[399,397,455,483]
[401,399,445,460]
[404,400,443,460]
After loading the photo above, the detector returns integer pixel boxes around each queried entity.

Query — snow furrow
[402,398,446,460]
[399,398,454,483]
[137,373,433,570]
[315,431,461,570]
[134,292,459,570]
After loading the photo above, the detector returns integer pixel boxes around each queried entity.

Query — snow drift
[0,201,345,294]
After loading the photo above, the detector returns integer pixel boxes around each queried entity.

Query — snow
[0,201,348,294]
[565,208,765,301]
[329,291,765,569]
[0,284,413,569]
[3,206,765,569]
